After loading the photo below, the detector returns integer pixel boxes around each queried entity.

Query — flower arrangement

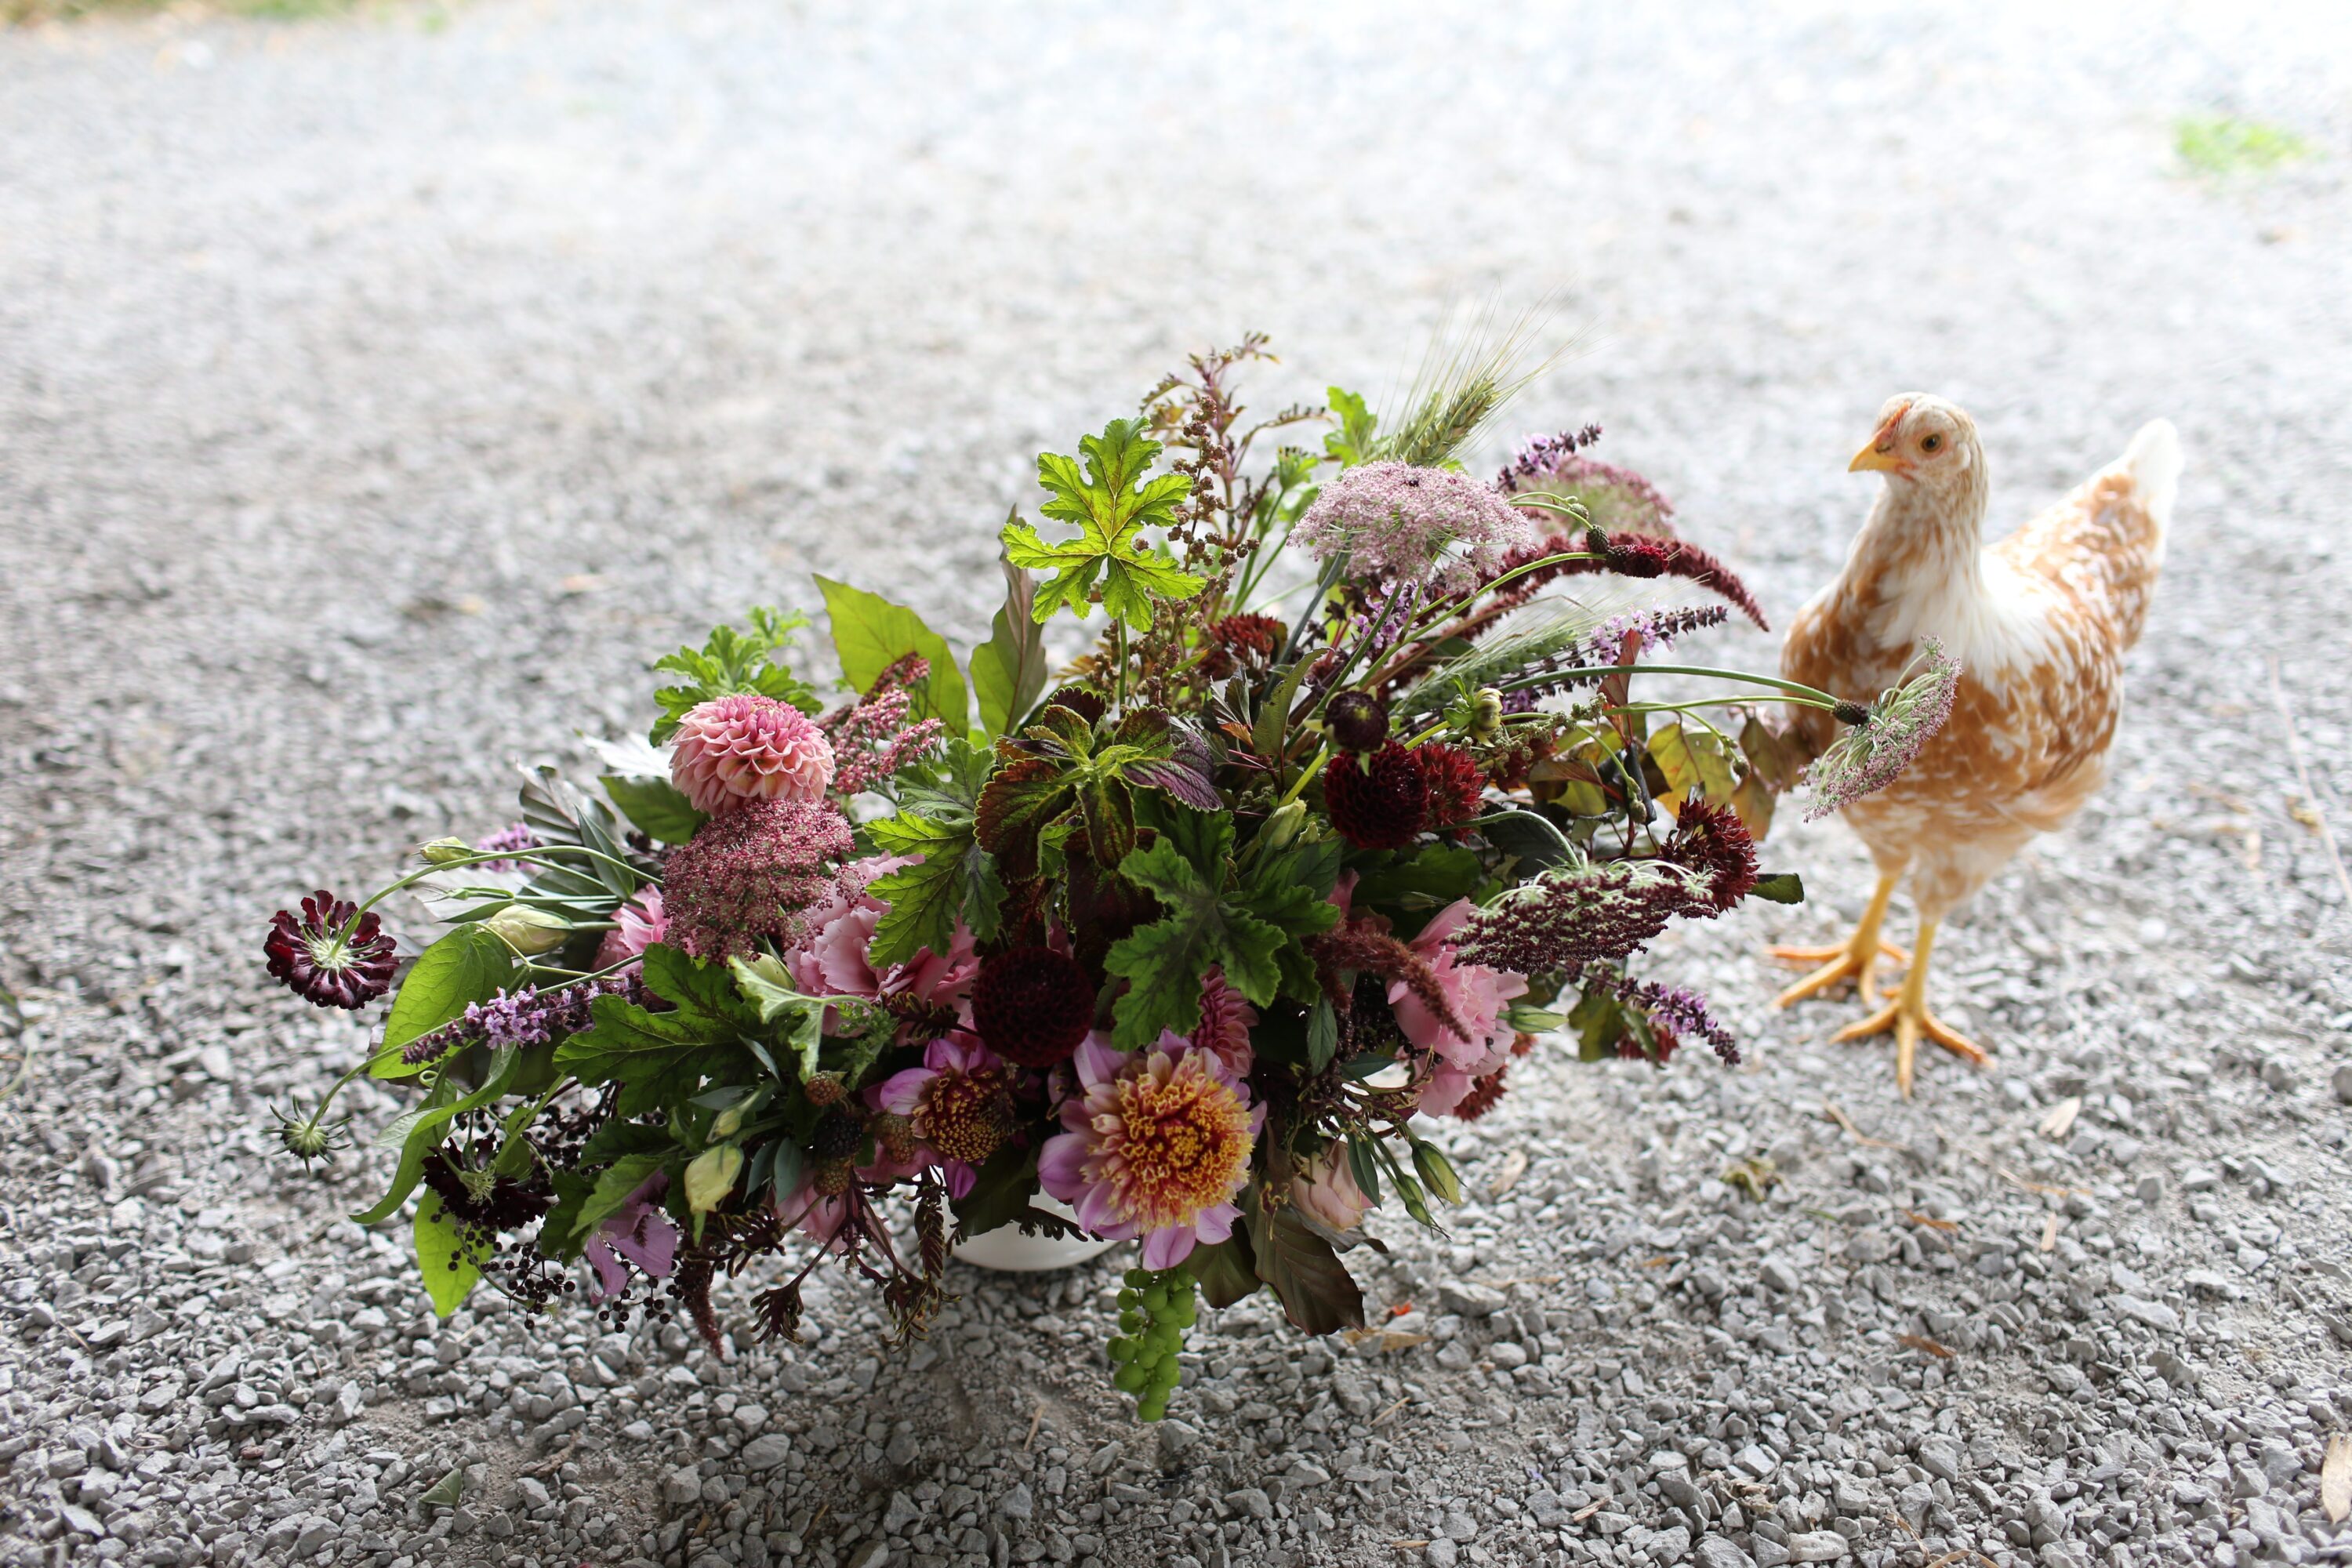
[260,335,1954,1421]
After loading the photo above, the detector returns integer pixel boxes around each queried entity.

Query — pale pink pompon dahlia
[1038,1034,1262,1269]
[670,694,837,815]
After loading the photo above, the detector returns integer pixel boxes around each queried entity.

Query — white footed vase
[953,1195,1120,1272]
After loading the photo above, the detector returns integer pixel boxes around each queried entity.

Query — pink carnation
[786,855,979,1018]
[671,694,836,815]
[593,887,667,972]
[1388,898,1526,1116]
[1037,1034,1261,1270]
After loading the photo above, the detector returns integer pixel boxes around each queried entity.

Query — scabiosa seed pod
[1322,742,1428,851]
[1323,691,1390,753]
[810,1109,865,1161]
[1417,742,1487,833]
[264,891,398,1009]
[971,946,1096,1068]
[1662,799,1759,912]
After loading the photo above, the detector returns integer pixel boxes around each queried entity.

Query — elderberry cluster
[1105,1265,1196,1421]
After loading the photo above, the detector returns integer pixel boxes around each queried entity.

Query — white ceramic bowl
[953,1195,1120,1272]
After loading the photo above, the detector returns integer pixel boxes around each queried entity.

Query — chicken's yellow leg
[1769,870,1909,1007]
[1831,920,1989,1097]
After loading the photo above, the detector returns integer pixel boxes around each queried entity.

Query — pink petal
[1141,1226,1196,1269]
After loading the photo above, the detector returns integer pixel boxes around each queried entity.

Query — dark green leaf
[1470,807,1578,873]
[1750,872,1805,905]
[375,924,517,1078]
[949,1142,1040,1240]
[1306,998,1339,1072]
[1345,1136,1383,1209]
[569,1151,670,1242]
[725,955,829,1083]
[600,775,705,844]
[815,576,967,731]
[971,544,1051,738]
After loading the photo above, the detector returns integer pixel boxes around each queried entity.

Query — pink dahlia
[1290,1145,1372,1232]
[671,694,836,815]
[593,887,668,972]
[1388,898,1526,1117]
[1038,1034,1261,1269]
[866,1033,1015,1199]
[1193,967,1257,1077]
[583,1172,679,1301]
[786,855,980,1022]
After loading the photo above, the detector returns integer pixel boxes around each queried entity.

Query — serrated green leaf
[414,1189,480,1318]
[862,811,978,968]
[815,576,968,731]
[725,955,829,1083]
[374,924,518,1078]
[1001,419,1204,630]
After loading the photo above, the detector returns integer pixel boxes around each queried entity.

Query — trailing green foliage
[649,606,820,743]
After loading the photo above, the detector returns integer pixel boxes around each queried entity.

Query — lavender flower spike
[1802,639,1962,820]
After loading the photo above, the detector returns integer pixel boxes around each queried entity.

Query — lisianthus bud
[1257,799,1306,855]
[417,837,474,866]
[485,905,571,956]
[684,1143,744,1214]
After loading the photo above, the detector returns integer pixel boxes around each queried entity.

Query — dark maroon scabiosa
[662,797,855,963]
[1322,742,1428,851]
[1417,742,1487,834]
[1662,799,1759,912]
[971,946,1095,1068]
[264,891,398,1009]
[1323,691,1390,753]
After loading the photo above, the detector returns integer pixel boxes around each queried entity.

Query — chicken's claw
[1835,994,1988,1097]
[1768,939,1911,1007]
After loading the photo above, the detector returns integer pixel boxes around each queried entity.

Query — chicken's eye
[1921,434,1944,453]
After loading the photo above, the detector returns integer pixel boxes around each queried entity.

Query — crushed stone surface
[3,4,2350,1567]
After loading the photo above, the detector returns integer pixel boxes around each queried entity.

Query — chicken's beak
[1849,404,1911,474]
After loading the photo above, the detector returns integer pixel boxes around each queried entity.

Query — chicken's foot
[1831,919,1989,1096]
[1769,870,1907,1006]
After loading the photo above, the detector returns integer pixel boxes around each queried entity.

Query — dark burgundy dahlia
[1417,742,1488,833]
[1322,742,1428,851]
[1323,691,1390,753]
[264,891,397,1009]
[971,946,1095,1068]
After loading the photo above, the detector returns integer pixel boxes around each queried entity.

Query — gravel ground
[5,5,2352,1568]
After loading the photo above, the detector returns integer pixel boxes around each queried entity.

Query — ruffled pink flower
[1290,1145,1371,1232]
[670,694,837,815]
[1037,1033,1261,1269]
[593,887,667,972]
[583,1173,679,1300]
[866,1033,1014,1200]
[1193,967,1257,1077]
[786,855,980,1018]
[1388,898,1526,1115]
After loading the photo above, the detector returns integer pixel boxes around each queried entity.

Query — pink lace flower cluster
[1290,461,1538,593]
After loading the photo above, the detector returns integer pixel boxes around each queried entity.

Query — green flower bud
[417,837,474,866]
[684,1143,745,1214]
[483,905,570,956]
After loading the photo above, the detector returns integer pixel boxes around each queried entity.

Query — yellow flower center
[1093,1052,1253,1232]
[920,1069,1013,1164]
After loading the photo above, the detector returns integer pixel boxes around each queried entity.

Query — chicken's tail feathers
[2118,419,2181,535]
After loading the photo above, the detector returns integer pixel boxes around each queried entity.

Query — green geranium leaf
[1103,807,1340,1049]
[815,576,967,731]
[414,1189,480,1318]
[375,924,518,1078]
[556,946,755,1118]
[649,605,820,745]
[726,955,829,1083]
[863,811,980,969]
[1000,419,1203,630]
[569,1151,670,1241]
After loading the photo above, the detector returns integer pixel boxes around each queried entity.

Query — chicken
[1769,394,2180,1094]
